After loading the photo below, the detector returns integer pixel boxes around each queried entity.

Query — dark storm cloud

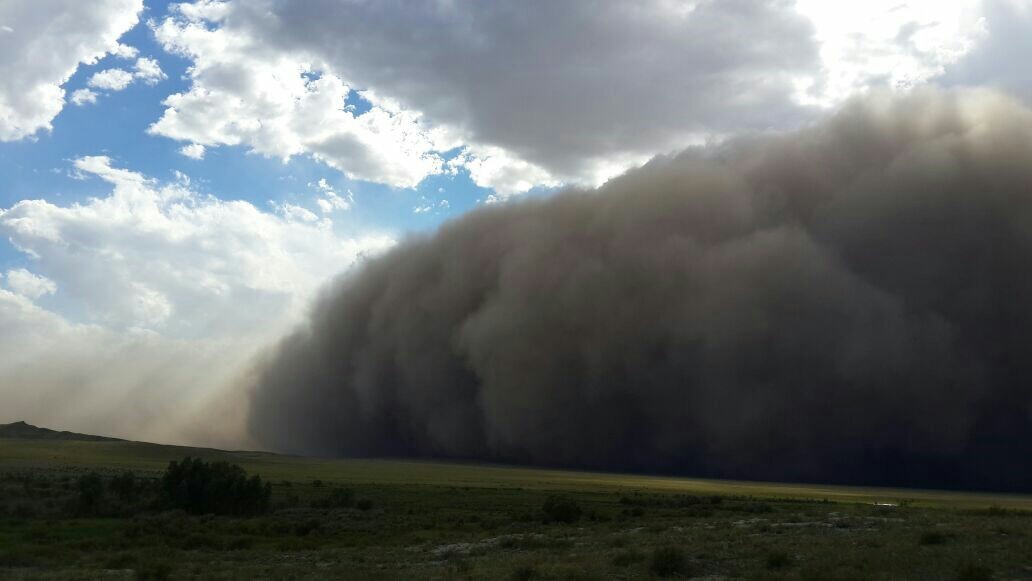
[249,89,1032,491]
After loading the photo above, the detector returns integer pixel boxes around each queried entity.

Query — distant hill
[0,421,123,442]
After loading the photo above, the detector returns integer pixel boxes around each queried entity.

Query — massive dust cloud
[248,89,1032,491]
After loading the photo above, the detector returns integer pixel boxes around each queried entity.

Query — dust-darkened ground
[2,436,1030,580]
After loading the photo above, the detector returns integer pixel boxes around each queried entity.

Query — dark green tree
[161,457,271,515]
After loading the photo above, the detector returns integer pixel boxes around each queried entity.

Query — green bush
[510,564,538,580]
[135,558,173,580]
[226,537,253,551]
[77,472,104,513]
[542,495,581,524]
[181,533,221,551]
[12,503,37,518]
[650,546,686,577]
[956,562,993,581]
[611,550,645,567]
[294,519,321,536]
[312,487,354,509]
[109,471,138,502]
[766,551,790,569]
[69,470,154,517]
[161,457,271,515]
[103,553,138,569]
[741,502,773,513]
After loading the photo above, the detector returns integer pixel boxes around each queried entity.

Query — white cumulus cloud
[148,6,456,189]
[4,268,57,299]
[0,156,394,335]
[179,143,206,159]
[133,57,166,85]
[312,178,352,213]
[795,0,986,105]
[110,43,139,59]
[88,68,135,91]
[84,58,165,100]
[70,88,98,106]
[0,0,142,140]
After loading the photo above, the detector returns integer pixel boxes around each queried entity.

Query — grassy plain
[2,436,1031,579]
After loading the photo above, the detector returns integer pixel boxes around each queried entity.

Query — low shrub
[76,472,104,513]
[649,546,686,577]
[312,487,354,509]
[956,562,993,581]
[611,550,645,567]
[766,551,790,569]
[294,519,321,536]
[510,564,538,580]
[226,537,254,551]
[740,502,773,513]
[542,495,581,524]
[181,534,221,551]
[102,552,138,569]
[109,471,138,502]
[135,557,173,580]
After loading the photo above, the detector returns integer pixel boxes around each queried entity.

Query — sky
[1,0,1030,446]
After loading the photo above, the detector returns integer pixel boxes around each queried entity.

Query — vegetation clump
[542,495,582,523]
[956,562,993,581]
[68,470,151,516]
[161,456,271,515]
[766,551,790,569]
[312,487,354,509]
[510,564,538,580]
[649,546,686,577]
[611,550,645,567]
[920,530,949,545]
[75,472,105,513]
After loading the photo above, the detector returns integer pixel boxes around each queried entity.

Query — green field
[2,436,1031,579]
